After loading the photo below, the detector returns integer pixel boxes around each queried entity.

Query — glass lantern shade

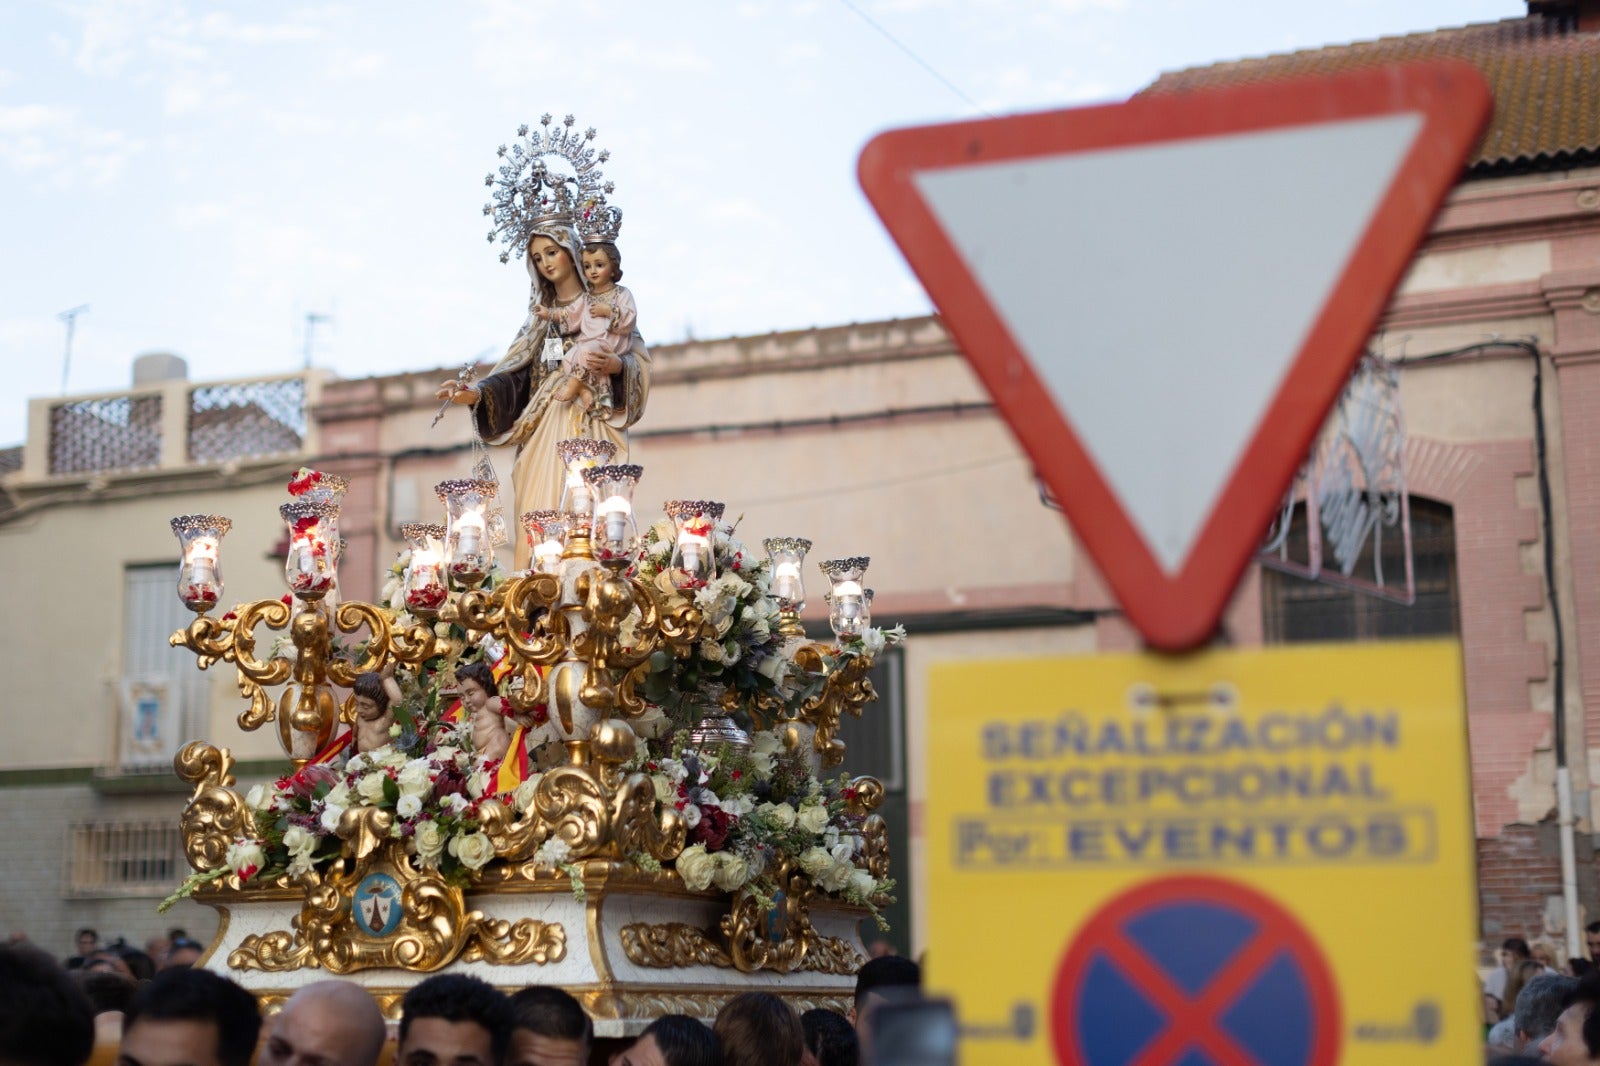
[820,556,871,639]
[436,478,498,589]
[666,500,724,587]
[583,464,642,563]
[521,509,568,574]
[556,438,618,521]
[399,522,449,618]
[763,536,812,609]
[288,470,350,506]
[170,514,232,613]
[280,501,341,601]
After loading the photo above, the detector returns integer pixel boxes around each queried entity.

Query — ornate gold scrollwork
[791,646,877,767]
[171,597,294,733]
[623,886,864,976]
[227,823,566,974]
[714,858,866,975]
[619,922,731,968]
[174,742,256,874]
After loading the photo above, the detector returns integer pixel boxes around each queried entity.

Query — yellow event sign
[925,641,1478,1066]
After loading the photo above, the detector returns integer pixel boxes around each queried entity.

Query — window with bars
[1261,497,1460,643]
[64,822,185,897]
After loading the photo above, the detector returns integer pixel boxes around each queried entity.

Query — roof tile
[1142,16,1600,173]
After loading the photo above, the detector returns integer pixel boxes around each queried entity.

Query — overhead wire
[834,0,993,117]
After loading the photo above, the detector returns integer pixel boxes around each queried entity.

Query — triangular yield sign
[859,61,1491,652]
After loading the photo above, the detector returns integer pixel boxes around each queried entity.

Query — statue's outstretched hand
[435,380,480,405]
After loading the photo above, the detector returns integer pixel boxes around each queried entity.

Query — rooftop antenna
[303,311,331,369]
[57,304,90,394]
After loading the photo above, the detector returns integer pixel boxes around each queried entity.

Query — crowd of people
[0,932,926,1066]
[1484,924,1600,1063]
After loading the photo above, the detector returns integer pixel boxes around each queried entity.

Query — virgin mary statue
[438,147,650,570]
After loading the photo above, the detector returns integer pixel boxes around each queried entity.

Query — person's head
[352,673,393,722]
[116,945,157,983]
[120,967,262,1066]
[1502,937,1533,969]
[714,992,804,1066]
[162,937,204,970]
[261,981,387,1066]
[77,969,139,1015]
[1506,957,1545,1016]
[506,986,590,1066]
[615,1016,718,1066]
[0,942,95,1066]
[580,244,621,288]
[76,929,99,956]
[1517,973,1579,1049]
[800,1008,858,1066]
[455,662,498,715]
[84,950,136,980]
[524,227,585,305]
[398,974,512,1066]
[1540,970,1600,1064]
[851,954,921,1036]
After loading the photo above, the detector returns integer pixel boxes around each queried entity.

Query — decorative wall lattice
[187,378,307,464]
[48,395,163,475]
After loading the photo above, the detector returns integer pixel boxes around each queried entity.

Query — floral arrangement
[629,728,893,920]
[632,518,791,725]
[166,510,903,924]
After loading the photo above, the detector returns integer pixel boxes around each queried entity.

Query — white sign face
[912,114,1421,574]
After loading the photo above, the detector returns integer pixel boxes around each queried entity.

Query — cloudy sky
[0,0,1518,445]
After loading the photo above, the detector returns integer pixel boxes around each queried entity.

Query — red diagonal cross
[1095,925,1285,1066]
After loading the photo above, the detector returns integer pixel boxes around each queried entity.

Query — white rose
[830,840,855,864]
[282,826,316,860]
[398,761,433,799]
[712,851,749,892]
[319,804,345,833]
[848,870,877,898]
[325,782,352,810]
[413,821,446,866]
[699,639,726,664]
[676,844,716,891]
[757,653,787,682]
[396,794,423,819]
[798,846,832,879]
[245,784,268,810]
[759,802,797,830]
[448,830,496,870]
[356,772,388,805]
[513,775,540,813]
[652,775,675,804]
[819,859,853,893]
[796,803,830,835]
[224,839,265,880]
[749,752,775,780]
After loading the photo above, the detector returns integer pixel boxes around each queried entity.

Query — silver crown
[482,114,620,264]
